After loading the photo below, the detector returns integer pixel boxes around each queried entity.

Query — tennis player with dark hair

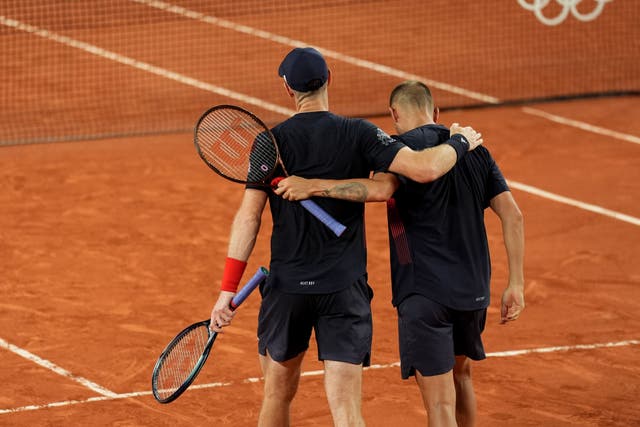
[274,80,525,427]
[210,50,483,427]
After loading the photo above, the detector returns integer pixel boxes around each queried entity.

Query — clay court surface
[2,95,639,426]
[1,1,639,426]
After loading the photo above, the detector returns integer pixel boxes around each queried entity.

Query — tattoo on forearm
[323,183,368,202]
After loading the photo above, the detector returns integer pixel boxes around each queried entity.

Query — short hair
[389,81,434,114]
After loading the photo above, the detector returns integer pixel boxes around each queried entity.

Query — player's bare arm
[211,189,267,332]
[388,125,483,183]
[490,191,525,323]
[274,172,399,202]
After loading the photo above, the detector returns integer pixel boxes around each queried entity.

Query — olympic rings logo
[518,0,613,26]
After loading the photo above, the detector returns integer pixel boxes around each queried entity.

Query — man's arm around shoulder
[387,123,483,183]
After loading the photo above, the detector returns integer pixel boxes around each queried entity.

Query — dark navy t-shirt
[387,124,509,310]
[251,111,403,294]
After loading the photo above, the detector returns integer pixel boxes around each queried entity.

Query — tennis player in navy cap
[210,47,484,427]
[278,47,329,92]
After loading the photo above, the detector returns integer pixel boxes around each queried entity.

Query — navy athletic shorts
[257,275,373,366]
[397,294,486,379]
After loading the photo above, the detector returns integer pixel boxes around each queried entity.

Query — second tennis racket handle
[229,267,268,310]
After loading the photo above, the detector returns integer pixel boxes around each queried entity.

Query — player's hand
[450,123,483,151]
[500,282,525,324]
[210,291,236,332]
[272,176,313,200]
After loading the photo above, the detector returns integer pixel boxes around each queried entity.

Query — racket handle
[229,267,269,310]
[299,199,347,237]
[271,177,347,237]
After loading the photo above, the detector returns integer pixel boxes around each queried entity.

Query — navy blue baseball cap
[278,47,328,92]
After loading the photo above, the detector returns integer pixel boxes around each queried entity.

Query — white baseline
[0,337,117,398]
[0,339,638,415]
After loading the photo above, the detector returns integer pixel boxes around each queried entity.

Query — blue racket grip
[229,267,269,310]
[300,199,347,237]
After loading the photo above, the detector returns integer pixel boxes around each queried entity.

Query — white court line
[2,10,637,224]
[0,339,637,415]
[130,0,499,105]
[0,16,295,117]
[5,3,639,148]
[132,0,640,146]
[484,340,640,357]
[522,107,640,145]
[4,6,638,148]
[0,337,118,398]
[509,180,640,227]
[0,6,636,417]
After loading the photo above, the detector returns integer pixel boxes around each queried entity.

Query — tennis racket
[151,266,268,404]
[194,104,346,237]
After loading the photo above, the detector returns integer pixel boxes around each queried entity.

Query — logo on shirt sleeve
[376,128,397,146]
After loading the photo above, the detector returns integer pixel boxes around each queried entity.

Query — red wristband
[220,257,248,292]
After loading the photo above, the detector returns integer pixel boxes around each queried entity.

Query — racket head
[194,105,280,184]
[151,319,217,403]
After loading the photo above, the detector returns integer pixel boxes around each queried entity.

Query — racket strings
[153,325,210,399]
[196,109,278,183]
